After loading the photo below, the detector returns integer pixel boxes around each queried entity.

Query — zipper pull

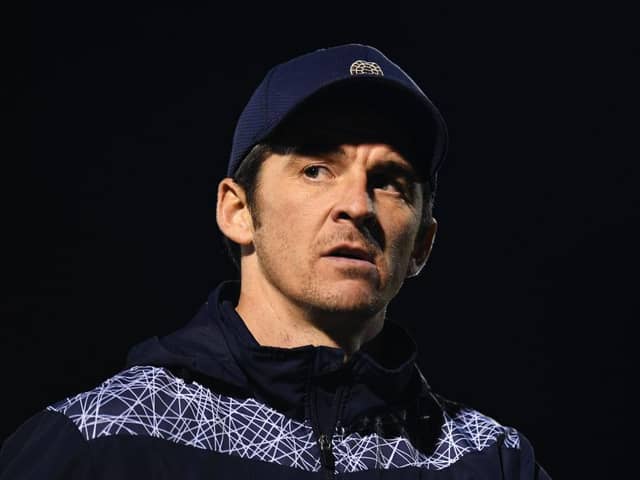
[318,433,335,472]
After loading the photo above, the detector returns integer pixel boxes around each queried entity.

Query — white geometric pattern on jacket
[49,366,520,473]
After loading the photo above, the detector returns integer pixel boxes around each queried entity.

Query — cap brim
[258,76,448,185]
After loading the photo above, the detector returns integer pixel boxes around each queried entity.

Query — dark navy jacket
[0,282,550,479]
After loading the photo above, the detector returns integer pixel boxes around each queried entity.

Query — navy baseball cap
[228,43,448,189]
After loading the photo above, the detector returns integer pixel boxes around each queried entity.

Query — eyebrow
[284,147,344,169]
[368,160,419,183]
[291,144,346,159]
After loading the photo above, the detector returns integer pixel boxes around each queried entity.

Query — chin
[305,281,387,316]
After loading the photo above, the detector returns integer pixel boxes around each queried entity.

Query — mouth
[324,245,376,264]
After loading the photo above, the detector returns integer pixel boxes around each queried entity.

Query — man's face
[245,142,427,318]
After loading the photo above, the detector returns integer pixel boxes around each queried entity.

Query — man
[1,44,549,479]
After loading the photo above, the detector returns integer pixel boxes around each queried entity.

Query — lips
[324,244,375,264]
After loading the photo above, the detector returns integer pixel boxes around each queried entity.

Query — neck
[235,272,385,357]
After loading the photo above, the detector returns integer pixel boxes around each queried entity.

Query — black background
[4,2,637,477]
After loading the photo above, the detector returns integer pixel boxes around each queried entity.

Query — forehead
[265,106,424,180]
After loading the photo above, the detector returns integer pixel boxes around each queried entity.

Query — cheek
[382,213,420,267]
[255,197,315,255]
[268,190,325,232]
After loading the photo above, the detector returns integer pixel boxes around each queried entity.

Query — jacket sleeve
[0,410,91,479]
[500,430,551,480]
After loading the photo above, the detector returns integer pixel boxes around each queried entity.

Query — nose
[331,173,376,226]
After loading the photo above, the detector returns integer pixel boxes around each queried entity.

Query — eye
[379,182,401,193]
[303,165,331,179]
[370,173,406,195]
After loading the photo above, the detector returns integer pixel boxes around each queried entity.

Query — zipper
[318,432,335,475]
[315,382,348,477]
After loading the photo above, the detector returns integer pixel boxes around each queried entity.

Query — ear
[216,178,255,246]
[406,217,437,278]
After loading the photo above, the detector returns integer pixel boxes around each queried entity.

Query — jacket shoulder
[438,400,521,451]
[48,366,187,440]
[432,396,550,478]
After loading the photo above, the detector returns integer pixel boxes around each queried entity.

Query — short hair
[221,143,436,270]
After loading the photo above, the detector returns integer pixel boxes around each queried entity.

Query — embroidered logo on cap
[350,60,384,76]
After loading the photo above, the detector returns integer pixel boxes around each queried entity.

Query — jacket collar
[127,281,426,423]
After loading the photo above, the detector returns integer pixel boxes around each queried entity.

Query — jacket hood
[126,282,249,390]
